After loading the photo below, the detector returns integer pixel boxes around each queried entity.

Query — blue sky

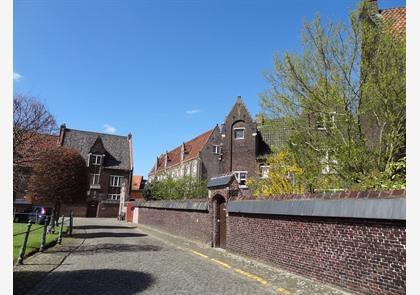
[14,0,405,177]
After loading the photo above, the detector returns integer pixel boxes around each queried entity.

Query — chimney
[127,133,132,140]
[164,151,168,168]
[58,123,66,146]
[181,142,185,161]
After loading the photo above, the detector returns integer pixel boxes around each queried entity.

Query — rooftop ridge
[65,128,129,139]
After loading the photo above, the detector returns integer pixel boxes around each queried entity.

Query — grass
[13,223,68,263]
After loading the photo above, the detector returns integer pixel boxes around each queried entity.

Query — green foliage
[259,2,405,191]
[248,149,304,196]
[144,176,207,200]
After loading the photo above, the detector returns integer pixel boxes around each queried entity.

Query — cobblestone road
[20,218,352,295]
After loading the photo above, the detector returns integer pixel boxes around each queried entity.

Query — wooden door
[86,201,98,217]
[219,202,227,248]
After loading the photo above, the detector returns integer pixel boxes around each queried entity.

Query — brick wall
[97,202,119,217]
[227,213,405,295]
[61,203,87,217]
[138,207,212,245]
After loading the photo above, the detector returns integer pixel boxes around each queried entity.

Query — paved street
[15,218,352,295]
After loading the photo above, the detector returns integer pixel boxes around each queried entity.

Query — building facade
[59,124,133,217]
[149,96,281,189]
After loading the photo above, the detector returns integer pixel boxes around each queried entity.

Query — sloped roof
[150,128,214,174]
[62,128,132,170]
[257,118,292,150]
[380,7,406,37]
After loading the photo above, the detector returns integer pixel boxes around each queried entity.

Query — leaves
[28,147,89,204]
[259,2,405,191]
[144,176,207,200]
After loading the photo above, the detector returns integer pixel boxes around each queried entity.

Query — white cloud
[13,72,23,82]
[103,124,117,134]
[185,109,201,115]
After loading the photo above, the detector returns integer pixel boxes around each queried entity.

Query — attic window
[233,128,245,139]
[90,154,102,166]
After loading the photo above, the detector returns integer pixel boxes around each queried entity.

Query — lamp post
[118,181,127,220]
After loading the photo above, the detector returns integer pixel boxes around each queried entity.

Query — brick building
[149,97,284,188]
[58,124,134,217]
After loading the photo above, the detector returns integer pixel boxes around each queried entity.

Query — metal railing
[14,212,74,265]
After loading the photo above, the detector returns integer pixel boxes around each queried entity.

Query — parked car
[13,207,33,223]
[14,206,53,224]
[28,206,53,224]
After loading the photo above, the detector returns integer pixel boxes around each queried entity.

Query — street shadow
[46,243,162,255]
[14,269,155,295]
[73,225,137,230]
[72,232,148,239]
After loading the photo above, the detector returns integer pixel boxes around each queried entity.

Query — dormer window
[90,154,102,166]
[233,127,245,139]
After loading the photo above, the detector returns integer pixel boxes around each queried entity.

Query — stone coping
[135,200,208,211]
[228,197,406,220]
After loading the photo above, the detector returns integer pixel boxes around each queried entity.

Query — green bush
[144,176,207,200]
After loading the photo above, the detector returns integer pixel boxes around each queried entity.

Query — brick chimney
[58,123,66,146]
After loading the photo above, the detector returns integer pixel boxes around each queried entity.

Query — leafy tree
[13,95,57,198]
[28,147,88,222]
[144,176,207,200]
[259,1,405,191]
[248,149,304,196]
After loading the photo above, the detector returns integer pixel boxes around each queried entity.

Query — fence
[14,212,74,265]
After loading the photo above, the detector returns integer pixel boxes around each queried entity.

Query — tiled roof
[132,175,143,190]
[150,129,214,174]
[380,7,406,37]
[62,128,132,170]
[15,133,59,167]
[257,118,292,150]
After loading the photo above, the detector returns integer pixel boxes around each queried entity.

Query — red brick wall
[227,213,405,295]
[138,207,212,245]
[61,203,87,217]
[97,202,119,218]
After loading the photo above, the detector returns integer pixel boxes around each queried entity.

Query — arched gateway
[207,174,242,248]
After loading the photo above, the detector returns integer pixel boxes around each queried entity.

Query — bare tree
[13,95,57,198]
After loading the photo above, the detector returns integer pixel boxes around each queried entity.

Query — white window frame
[108,193,120,201]
[212,145,222,155]
[109,175,123,187]
[234,171,248,187]
[90,173,100,185]
[233,127,245,139]
[260,165,270,179]
[90,154,102,165]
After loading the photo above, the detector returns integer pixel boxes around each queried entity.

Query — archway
[212,195,227,248]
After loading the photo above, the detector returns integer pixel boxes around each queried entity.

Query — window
[234,171,248,187]
[316,113,336,131]
[89,154,102,166]
[260,166,270,179]
[109,175,123,187]
[233,128,245,139]
[89,174,100,185]
[108,194,120,201]
[321,150,338,175]
[212,145,222,154]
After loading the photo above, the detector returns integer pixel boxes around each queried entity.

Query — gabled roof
[61,128,132,170]
[379,7,406,37]
[150,128,214,174]
[224,96,254,124]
